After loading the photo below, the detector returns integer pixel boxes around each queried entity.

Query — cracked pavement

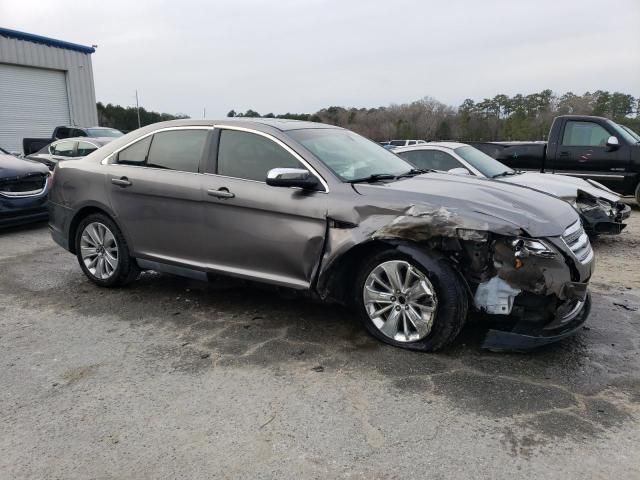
[1,210,639,479]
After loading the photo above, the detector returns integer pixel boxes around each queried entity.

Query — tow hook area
[474,277,520,315]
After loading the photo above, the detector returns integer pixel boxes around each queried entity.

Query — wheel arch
[68,204,127,255]
[316,238,471,305]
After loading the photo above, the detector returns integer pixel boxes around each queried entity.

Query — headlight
[511,238,557,259]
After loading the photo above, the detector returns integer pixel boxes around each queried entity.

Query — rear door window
[562,121,610,147]
[77,141,98,156]
[52,140,75,157]
[398,150,463,171]
[217,129,301,181]
[146,130,208,173]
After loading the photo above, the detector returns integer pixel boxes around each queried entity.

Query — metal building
[0,27,98,153]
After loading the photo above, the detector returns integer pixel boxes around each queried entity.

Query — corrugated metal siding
[0,34,98,152]
[0,64,71,152]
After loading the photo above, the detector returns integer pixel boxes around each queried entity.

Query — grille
[0,173,47,197]
[562,220,593,264]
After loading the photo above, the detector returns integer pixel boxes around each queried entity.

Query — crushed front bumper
[579,201,630,235]
[482,291,591,350]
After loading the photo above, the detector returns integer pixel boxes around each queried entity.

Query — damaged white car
[394,142,631,235]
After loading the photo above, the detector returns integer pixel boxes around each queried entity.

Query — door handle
[207,188,235,199]
[111,177,132,187]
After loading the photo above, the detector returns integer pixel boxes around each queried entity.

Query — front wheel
[75,213,139,287]
[354,248,468,351]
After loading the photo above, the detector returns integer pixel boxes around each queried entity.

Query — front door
[107,128,210,264]
[550,119,627,190]
[201,128,327,288]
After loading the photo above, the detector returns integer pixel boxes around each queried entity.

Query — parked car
[394,142,631,235]
[23,126,123,156]
[27,137,114,170]
[469,115,640,203]
[49,119,593,351]
[0,146,50,227]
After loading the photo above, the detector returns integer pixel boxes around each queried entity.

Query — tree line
[228,90,639,141]
[97,89,639,141]
[97,102,189,133]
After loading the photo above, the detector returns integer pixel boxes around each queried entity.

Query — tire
[635,182,640,207]
[75,213,139,287]
[353,247,468,351]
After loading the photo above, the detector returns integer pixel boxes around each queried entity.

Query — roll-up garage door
[0,63,71,153]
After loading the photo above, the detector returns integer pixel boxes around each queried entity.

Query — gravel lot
[1,205,639,479]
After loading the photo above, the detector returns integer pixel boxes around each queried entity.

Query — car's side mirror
[606,136,620,151]
[266,168,319,189]
[448,167,470,175]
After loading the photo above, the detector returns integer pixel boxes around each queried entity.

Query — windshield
[288,129,413,182]
[607,121,638,144]
[454,145,514,178]
[613,122,640,143]
[622,125,640,141]
[86,128,123,138]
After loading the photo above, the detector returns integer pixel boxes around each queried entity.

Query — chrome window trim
[101,126,215,166]
[213,124,330,193]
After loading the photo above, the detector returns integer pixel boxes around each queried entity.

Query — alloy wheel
[363,260,438,342]
[80,222,119,280]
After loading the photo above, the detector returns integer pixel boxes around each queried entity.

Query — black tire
[75,213,139,287]
[353,247,468,351]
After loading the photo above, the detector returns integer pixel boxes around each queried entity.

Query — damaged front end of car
[317,199,594,351]
[573,191,630,235]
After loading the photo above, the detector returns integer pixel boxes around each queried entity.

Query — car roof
[140,118,341,132]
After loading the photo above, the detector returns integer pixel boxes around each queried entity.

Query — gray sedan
[48,119,594,351]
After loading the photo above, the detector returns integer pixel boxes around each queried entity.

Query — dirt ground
[590,200,640,291]
[1,206,639,479]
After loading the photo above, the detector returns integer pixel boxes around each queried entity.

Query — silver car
[49,119,594,351]
[27,137,114,170]
[394,142,631,235]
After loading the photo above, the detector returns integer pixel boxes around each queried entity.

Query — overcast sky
[3,0,639,118]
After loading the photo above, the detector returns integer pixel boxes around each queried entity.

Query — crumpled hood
[497,172,620,203]
[352,172,579,238]
[0,152,49,178]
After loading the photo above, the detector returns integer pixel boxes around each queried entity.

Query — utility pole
[135,90,141,128]
[203,107,206,119]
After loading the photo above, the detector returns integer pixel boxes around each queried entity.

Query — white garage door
[0,63,71,153]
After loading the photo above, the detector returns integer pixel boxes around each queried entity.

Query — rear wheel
[75,213,139,287]
[354,248,468,351]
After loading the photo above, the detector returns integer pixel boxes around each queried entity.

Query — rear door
[107,127,211,264]
[201,127,327,288]
[550,119,627,189]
